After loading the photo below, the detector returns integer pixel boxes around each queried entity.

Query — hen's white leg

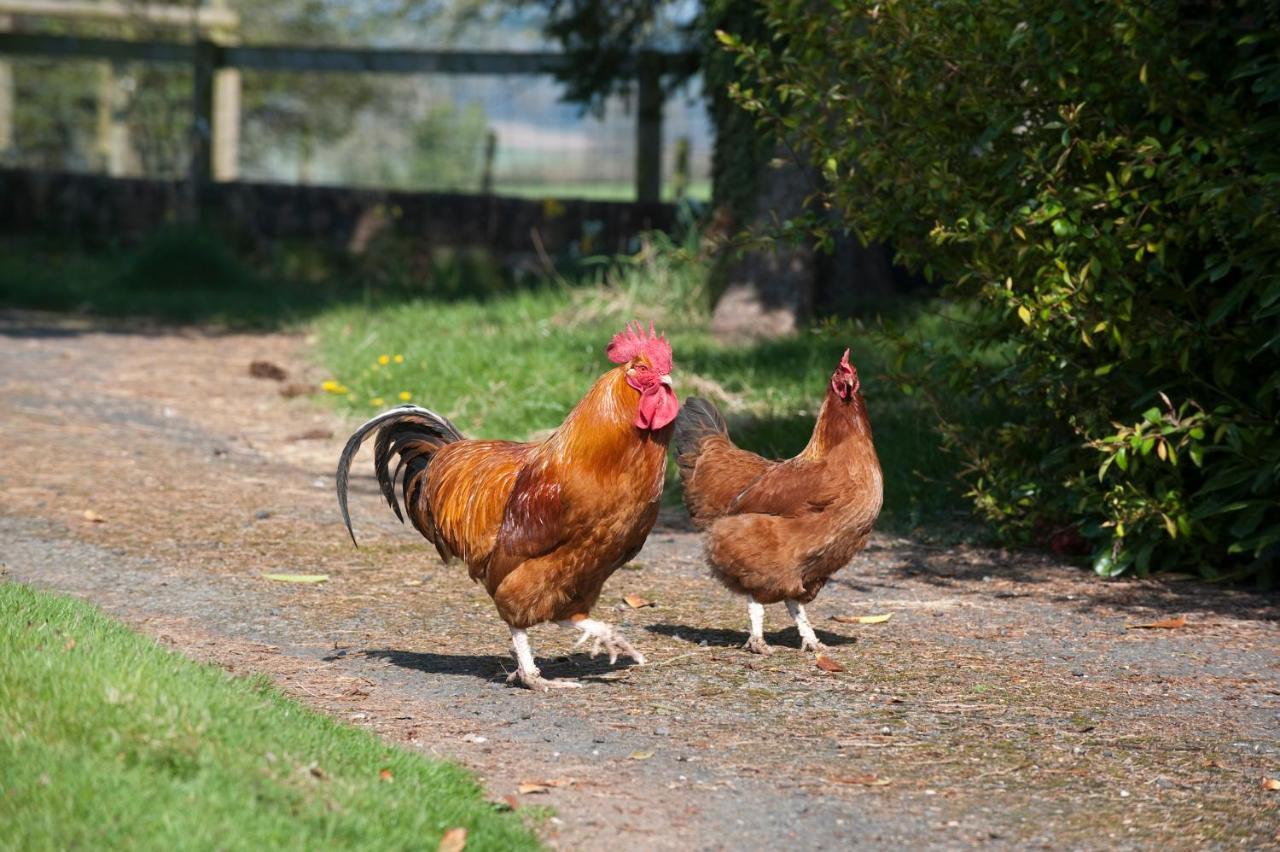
[744,600,773,655]
[556,618,646,666]
[786,599,828,654]
[506,626,582,691]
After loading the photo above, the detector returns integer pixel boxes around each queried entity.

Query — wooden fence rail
[0,32,697,204]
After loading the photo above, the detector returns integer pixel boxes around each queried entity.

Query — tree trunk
[710,151,814,339]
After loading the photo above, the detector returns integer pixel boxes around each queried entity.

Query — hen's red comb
[607,321,673,374]
[838,348,855,375]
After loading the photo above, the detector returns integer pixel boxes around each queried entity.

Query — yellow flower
[393,354,405,364]
[370,397,384,407]
[321,379,348,394]
[398,391,412,401]
[378,354,390,366]
[543,197,566,219]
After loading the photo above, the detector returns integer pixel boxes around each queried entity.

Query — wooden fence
[0,31,698,204]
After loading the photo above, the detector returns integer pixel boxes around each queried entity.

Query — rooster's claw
[744,636,774,656]
[507,669,583,692]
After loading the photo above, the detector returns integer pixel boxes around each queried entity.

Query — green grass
[0,582,539,852]
[495,180,712,203]
[314,244,973,534]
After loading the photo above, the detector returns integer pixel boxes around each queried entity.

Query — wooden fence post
[634,51,662,204]
[190,38,215,212]
[481,129,496,194]
[0,15,11,156]
[672,135,689,202]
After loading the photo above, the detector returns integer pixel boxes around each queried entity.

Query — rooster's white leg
[786,600,828,654]
[744,600,773,655]
[506,627,582,691]
[556,619,646,666]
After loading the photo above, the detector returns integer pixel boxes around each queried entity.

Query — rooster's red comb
[838,348,855,375]
[607,321,673,375]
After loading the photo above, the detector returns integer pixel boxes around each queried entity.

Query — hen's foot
[800,637,830,655]
[744,635,774,656]
[506,668,583,692]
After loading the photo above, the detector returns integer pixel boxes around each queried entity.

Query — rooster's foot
[800,638,830,655]
[565,620,647,666]
[744,635,774,656]
[506,668,583,692]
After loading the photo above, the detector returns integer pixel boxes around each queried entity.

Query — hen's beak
[660,375,672,387]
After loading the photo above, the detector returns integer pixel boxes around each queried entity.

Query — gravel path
[2,311,1277,850]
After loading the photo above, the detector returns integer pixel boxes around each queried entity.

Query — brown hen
[674,349,882,655]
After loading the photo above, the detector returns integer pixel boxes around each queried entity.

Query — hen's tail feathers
[673,397,728,481]
[336,404,464,547]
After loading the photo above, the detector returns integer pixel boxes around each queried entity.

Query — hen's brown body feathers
[675,376,882,609]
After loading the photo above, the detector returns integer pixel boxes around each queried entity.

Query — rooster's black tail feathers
[336,404,464,547]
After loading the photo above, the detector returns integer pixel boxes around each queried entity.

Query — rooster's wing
[484,459,567,592]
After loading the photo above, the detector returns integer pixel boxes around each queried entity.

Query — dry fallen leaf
[249,360,288,381]
[286,428,334,441]
[262,573,329,584]
[517,782,551,794]
[379,768,393,782]
[594,669,631,682]
[501,794,520,811]
[831,773,891,787]
[831,613,892,625]
[278,382,315,398]
[1263,777,1280,791]
[623,594,654,608]
[816,654,845,673]
[1125,614,1187,630]
[629,751,655,760]
[82,509,105,523]
[438,827,467,852]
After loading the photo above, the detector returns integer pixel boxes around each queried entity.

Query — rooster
[673,349,881,655]
[336,323,678,690]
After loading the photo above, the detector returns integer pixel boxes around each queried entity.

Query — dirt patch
[2,311,1277,849]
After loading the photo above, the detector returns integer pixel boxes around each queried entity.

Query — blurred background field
[1,2,712,202]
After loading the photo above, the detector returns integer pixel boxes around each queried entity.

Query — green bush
[723,1,1279,582]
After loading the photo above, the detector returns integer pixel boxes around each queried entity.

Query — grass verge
[0,582,539,851]
[313,245,975,535]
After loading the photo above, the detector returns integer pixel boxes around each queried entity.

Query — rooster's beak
[660,375,672,387]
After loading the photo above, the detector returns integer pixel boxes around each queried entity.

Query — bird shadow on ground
[357,648,637,684]
[644,622,857,650]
